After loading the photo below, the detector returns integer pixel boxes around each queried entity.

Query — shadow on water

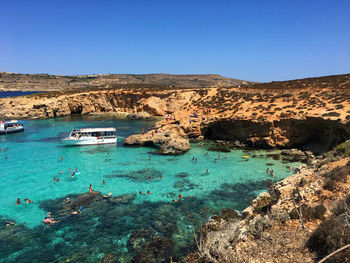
[105,168,163,181]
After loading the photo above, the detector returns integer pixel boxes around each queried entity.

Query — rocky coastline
[1,73,350,261]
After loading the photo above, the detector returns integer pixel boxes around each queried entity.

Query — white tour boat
[0,120,24,135]
[62,127,117,146]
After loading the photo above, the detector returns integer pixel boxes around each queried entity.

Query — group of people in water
[1,146,9,159]
[15,197,33,205]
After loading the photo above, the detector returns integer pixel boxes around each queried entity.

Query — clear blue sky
[0,0,349,82]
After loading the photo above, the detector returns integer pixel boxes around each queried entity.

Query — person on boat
[16,198,21,205]
[102,179,106,184]
[25,197,33,203]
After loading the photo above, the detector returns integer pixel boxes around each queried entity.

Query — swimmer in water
[69,168,72,172]
[148,176,152,181]
[206,152,208,155]
[60,156,63,160]
[266,168,270,173]
[224,154,227,159]
[16,198,21,205]
[179,194,183,199]
[56,178,60,182]
[25,197,33,204]
[103,192,112,198]
[172,199,179,202]
[148,156,151,160]
[71,172,75,178]
[139,191,145,196]
[206,169,210,174]
[59,170,63,174]
[147,190,151,194]
[53,176,56,181]
[219,155,222,159]
[270,170,274,177]
[214,158,217,163]
[102,179,106,184]
[289,166,293,171]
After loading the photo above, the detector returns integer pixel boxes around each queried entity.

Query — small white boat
[62,127,117,146]
[0,120,24,135]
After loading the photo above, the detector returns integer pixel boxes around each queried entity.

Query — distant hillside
[0,72,256,92]
[250,73,350,90]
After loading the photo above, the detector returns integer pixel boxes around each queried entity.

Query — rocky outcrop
[202,117,350,154]
[124,124,190,155]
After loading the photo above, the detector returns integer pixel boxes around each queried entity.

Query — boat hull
[0,127,24,135]
[62,137,117,146]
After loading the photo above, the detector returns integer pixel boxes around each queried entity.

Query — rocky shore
[184,142,350,262]
[1,73,350,261]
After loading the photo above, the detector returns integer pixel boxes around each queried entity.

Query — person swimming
[148,176,152,181]
[60,156,63,160]
[266,168,270,173]
[102,179,106,184]
[206,169,210,174]
[53,176,56,181]
[179,194,183,199]
[59,170,63,174]
[103,192,112,198]
[139,191,145,196]
[25,197,33,204]
[148,156,151,160]
[147,190,151,194]
[16,198,21,205]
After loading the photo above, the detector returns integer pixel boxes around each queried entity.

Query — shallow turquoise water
[0,116,299,262]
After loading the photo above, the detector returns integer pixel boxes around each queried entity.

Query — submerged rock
[109,193,136,205]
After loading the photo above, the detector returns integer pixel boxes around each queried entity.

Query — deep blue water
[0,91,43,98]
[0,116,300,262]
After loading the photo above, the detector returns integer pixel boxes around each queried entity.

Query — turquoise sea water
[0,116,299,262]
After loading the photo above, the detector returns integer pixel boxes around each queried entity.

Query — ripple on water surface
[0,117,301,262]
